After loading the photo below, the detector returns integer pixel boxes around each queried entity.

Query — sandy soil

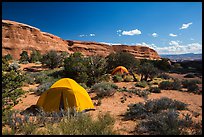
[10,63,202,135]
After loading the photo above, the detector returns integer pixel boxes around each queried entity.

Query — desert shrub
[159,79,182,90]
[135,81,148,88]
[35,82,53,95]
[20,50,29,62]
[124,75,134,82]
[184,73,195,78]
[135,110,202,135]
[30,49,42,63]
[125,97,188,120]
[187,84,199,94]
[182,79,201,88]
[130,89,150,98]
[24,74,35,85]
[91,82,118,98]
[112,74,123,82]
[136,109,180,135]
[34,73,51,84]
[9,61,20,71]
[171,79,182,90]
[3,54,13,61]
[21,61,29,64]
[181,80,200,94]
[41,50,63,69]
[159,81,172,90]
[149,87,161,93]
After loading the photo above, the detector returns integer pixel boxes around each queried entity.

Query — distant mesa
[2,20,161,60]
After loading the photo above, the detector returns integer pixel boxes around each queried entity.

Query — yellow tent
[111,66,129,75]
[36,78,94,112]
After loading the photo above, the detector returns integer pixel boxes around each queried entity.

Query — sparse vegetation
[2,110,116,135]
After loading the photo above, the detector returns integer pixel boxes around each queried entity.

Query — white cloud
[136,42,157,49]
[79,33,95,37]
[117,30,122,33]
[157,42,202,54]
[79,34,86,37]
[121,29,141,36]
[136,41,202,54]
[152,33,158,37]
[90,34,95,37]
[169,33,177,37]
[179,22,193,30]
[99,42,122,45]
[190,38,194,40]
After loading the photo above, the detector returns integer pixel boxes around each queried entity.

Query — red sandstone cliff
[2,20,160,60]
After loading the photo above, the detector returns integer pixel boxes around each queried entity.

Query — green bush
[64,53,107,86]
[41,50,63,69]
[20,51,29,62]
[30,50,42,63]
[106,51,140,73]
[3,54,13,61]
[138,62,160,81]
[64,52,89,84]
[2,59,26,111]
[112,74,123,82]
[86,56,108,86]
[91,82,118,98]
[135,81,148,88]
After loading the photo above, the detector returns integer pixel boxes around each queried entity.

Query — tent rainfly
[36,78,94,112]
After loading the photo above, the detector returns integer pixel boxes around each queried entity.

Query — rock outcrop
[2,20,160,60]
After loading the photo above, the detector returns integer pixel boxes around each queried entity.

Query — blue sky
[2,2,202,55]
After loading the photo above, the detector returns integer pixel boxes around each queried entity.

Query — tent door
[59,92,64,111]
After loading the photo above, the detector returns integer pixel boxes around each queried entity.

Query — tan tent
[111,66,129,75]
